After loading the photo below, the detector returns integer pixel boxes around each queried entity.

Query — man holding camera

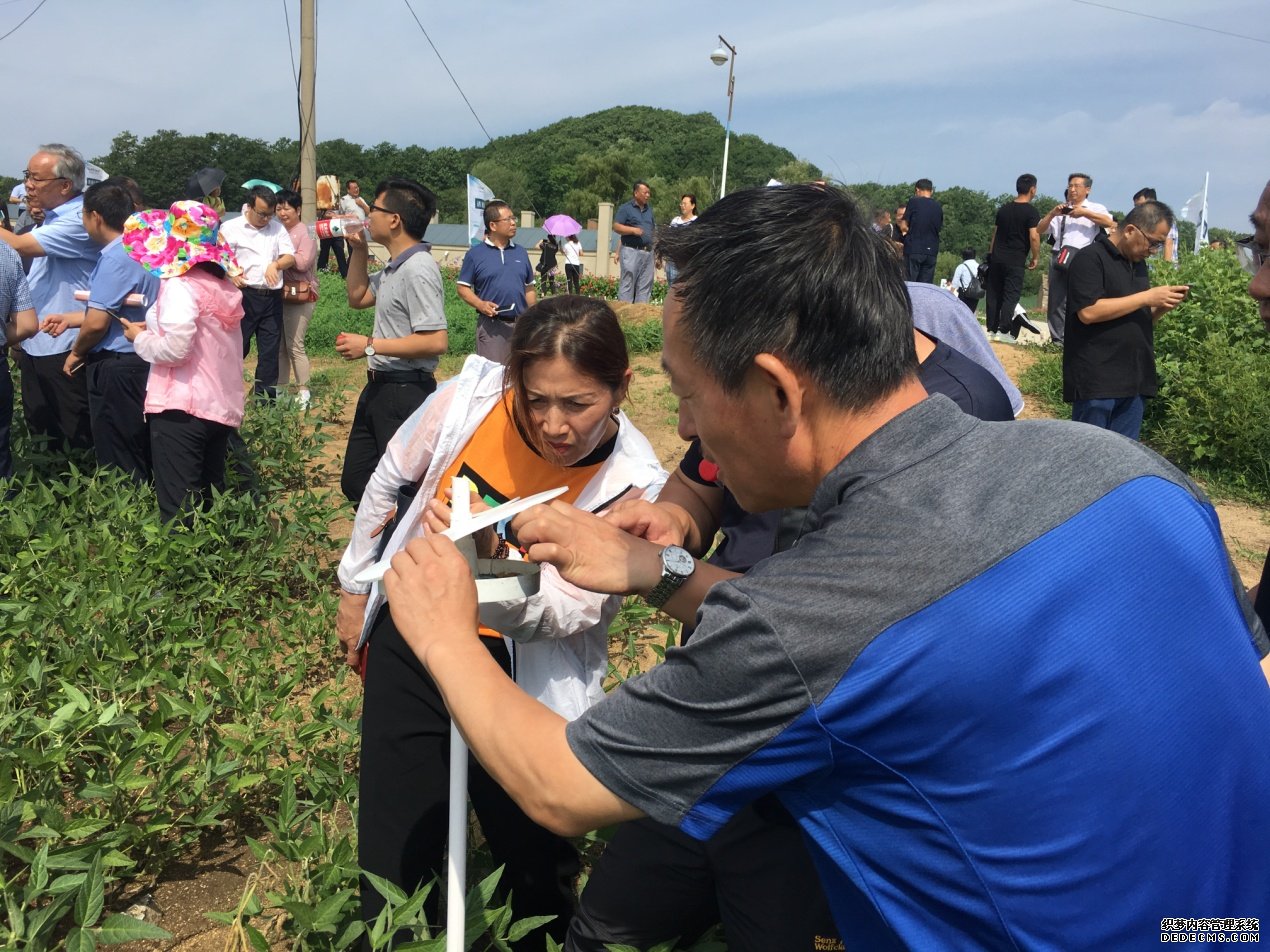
[1037,173,1113,344]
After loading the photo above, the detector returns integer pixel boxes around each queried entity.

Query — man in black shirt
[986,174,1042,341]
[903,179,943,283]
[1063,200,1189,439]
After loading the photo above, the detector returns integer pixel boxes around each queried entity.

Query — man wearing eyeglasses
[457,199,536,362]
[336,177,447,503]
[1062,199,1190,440]
[219,185,296,401]
[1245,181,1270,634]
[0,144,101,453]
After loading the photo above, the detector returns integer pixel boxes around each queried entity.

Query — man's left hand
[513,502,663,596]
[264,262,282,287]
[335,332,368,360]
[119,319,145,342]
[383,535,480,665]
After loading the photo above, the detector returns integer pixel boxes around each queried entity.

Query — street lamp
[710,35,737,200]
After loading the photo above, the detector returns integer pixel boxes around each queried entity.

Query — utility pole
[299,0,317,223]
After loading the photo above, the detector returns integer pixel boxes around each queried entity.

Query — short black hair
[1069,173,1093,189]
[961,247,976,260]
[82,180,135,232]
[1133,187,1158,203]
[633,180,649,193]
[657,184,917,413]
[275,188,301,209]
[483,199,512,229]
[915,178,933,192]
[1123,199,1174,234]
[1016,173,1037,195]
[373,176,436,241]
[248,185,279,210]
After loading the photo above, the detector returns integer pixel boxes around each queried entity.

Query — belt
[242,285,281,296]
[84,349,145,363]
[623,245,653,252]
[366,367,435,384]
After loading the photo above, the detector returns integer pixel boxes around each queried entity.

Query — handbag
[1054,245,1077,272]
[282,281,317,303]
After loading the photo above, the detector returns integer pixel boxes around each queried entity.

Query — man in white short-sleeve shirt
[1035,172,1113,344]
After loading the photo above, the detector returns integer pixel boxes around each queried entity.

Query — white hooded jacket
[338,355,668,719]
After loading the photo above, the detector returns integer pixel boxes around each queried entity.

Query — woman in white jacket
[336,295,666,945]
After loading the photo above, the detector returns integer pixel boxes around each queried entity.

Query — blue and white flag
[467,175,494,247]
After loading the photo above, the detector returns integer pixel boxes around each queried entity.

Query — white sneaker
[298,389,311,409]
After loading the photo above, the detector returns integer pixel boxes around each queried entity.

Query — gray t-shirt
[367,243,446,372]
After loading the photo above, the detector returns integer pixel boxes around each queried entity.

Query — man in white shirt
[1035,173,1113,345]
[219,185,295,399]
[339,178,369,220]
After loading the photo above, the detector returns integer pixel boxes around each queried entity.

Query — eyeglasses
[1132,226,1166,252]
[23,171,66,184]
[248,206,274,219]
[369,203,396,216]
[491,216,516,225]
[1237,238,1268,277]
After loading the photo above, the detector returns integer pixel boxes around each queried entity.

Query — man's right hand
[1145,285,1190,311]
[477,299,500,318]
[336,590,370,669]
[346,229,368,251]
[63,352,85,378]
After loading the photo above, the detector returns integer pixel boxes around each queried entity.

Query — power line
[282,0,300,91]
[0,0,50,43]
[400,0,495,143]
[1067,0,1270,46]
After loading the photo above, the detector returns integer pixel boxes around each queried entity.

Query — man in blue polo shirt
[614,181,655,303]
[1,243,37,482]
[382,184,1270,951]
[457,199,536,363]
[0,144,101,452]
[63,179,160,483]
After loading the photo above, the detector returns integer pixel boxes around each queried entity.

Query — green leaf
[362,869,408,905]
[65,925,98,952]
[74,854,104,927]
[95,913,172,943]
[506,915,557,942]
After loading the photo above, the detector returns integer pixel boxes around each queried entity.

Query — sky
[2,0,1267,231]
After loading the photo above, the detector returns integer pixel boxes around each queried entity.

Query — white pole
[1193,171,1210,255]
[716,35,737,200]
[446,477,474,951]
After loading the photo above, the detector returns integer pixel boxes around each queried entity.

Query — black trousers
[566,807,840,952]
[985,261,1026,336]
[0,351,13,481]
[317,236,348,278]
[565,264,582,295]
[149,409,232,524]
[239,288,283,399]
[359,608,577,949]
[905,252,937,284]
[85,351,151,484]
[340,373,435,503]
[15,349,93,452]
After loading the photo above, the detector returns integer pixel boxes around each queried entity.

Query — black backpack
[962,262,986,301]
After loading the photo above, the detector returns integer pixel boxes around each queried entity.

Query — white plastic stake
[446,476,472,951]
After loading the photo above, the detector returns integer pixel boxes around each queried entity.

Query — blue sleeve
[86,249,144,311]
[457,247,476,286]
[33,216,98,262]
[522,249,534,286]
[614,204,632,228]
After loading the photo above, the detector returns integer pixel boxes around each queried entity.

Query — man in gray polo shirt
[614,180,655,303]
[337,177,448,503]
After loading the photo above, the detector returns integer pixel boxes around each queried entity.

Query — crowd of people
[4,143,1269,949]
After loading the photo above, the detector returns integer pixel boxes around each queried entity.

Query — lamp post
[710,35,737,200]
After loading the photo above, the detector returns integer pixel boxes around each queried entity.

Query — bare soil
[123,318,1269,946]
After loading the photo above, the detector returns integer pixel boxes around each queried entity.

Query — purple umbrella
[543,214,582,237]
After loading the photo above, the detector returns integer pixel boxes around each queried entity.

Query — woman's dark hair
[504,295,630,451]
[275,188,301,209]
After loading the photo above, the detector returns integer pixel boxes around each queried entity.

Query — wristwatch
[364,336,376,358]
[646,545,695,609]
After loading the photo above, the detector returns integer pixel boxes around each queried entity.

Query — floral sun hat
[123,200,241,280]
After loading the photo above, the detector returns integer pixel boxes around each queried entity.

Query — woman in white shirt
[661,194,698,288]
[562,233,583,294]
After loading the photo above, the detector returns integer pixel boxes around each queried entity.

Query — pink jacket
[133,268,246,428]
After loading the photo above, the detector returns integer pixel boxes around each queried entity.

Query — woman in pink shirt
[275,189,318,408]
[119,201,246,523]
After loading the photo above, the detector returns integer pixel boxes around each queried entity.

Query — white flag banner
[467,174,494,247]
[1179,172,1210,254]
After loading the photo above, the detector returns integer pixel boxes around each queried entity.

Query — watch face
[662,545,694,577]
[364,345,375,357]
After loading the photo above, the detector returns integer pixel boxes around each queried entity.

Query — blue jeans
[906,253,936,284]
[1071,396,1145,440]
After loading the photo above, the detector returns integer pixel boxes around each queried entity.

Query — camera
[1060,205,1074,215]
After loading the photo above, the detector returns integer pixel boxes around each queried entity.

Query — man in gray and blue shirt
[614,180,655,303]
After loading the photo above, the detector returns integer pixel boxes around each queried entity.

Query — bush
[1016,248,1270,499]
